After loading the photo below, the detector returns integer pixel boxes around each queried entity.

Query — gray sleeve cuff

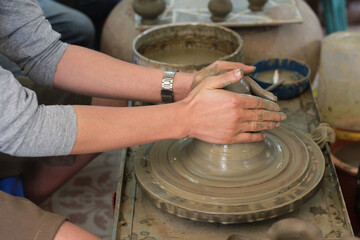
[22,42,69,88]
[2,104,78,157]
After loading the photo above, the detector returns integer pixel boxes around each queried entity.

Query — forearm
[70,103,187,154]
[54,45,192,102]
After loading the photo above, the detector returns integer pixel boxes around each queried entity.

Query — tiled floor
[40,150,122,239]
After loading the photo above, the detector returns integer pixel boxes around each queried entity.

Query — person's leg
[39,0,95,49]
[0,190,99,239]
[55,222,100,240]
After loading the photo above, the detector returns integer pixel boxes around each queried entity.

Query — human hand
[191,60,277,102]
[179,68,286,144]
[190,61,256,90]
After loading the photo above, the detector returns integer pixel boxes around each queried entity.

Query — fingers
[236,94,282,111]
[239,109,287,122]
[213,61,256,75]
[191,61,255,90]
[239,121,280,132]
[243,76,278,102]
[197,68,243,90]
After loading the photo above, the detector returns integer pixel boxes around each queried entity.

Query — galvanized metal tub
[132,23,243,72]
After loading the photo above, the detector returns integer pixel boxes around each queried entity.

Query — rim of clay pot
[331,141,360,177]
[132,22,243,71]
[331,153,358,177]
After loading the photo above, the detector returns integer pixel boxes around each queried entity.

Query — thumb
[204,68,244,90]
[243,76,278,102]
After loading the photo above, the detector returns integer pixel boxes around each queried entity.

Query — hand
[174,61,257,102]
[191,60,277,102]
[190,60,256,90]
[179,69,286,144]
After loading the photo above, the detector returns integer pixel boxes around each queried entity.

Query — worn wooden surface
[112,87,354,240]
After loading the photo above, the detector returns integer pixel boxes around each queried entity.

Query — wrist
[172,100,191,139]
[173,72,193,102]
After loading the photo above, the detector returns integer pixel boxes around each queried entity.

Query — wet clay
[129,13,324,224]
[132,0,166,24]
[143,48,227,65]
[208,0,233,22]
[248,0,268,11]
[134,124,325,223]
[254,69,303,84]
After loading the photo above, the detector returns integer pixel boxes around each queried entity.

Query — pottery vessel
[208,0,233,22]
[132,0,166,24]
[267,218,322,240]
[248,0,268,11]
[317,31,360,134]
[101,0,322,81]
[132,23,243,72]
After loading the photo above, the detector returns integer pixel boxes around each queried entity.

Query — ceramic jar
[267,218,322,240]
[248,0,268,11]
[317,31,360,133]
[208,0,233,22]
[132,0,166,24]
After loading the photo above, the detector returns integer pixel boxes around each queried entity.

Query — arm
[0,0,285,157]
[70,69,285,154]
[54,45,193,102]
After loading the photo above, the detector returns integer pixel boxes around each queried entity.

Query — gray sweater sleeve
[0,0,78,156]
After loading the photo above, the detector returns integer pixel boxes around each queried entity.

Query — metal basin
[132,23,243,72]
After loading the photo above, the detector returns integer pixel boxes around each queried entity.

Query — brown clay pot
[132,0,166,24]
[101,0,322,81]
[248,0,268,11]
[208,0,233,22]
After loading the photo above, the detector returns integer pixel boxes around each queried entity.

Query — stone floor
[40,150,122,239]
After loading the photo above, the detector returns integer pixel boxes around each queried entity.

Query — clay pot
[101,0,322,81]
[248,0,268,12]
[208,0,233,22]
[330,140,360,235]
[132,0,166,24]
[317,31,360,133]
[267,218,322,240]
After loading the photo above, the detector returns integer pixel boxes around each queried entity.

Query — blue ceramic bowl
[250,58,311,99]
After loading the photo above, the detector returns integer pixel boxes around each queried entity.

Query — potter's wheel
[134,124,325,223]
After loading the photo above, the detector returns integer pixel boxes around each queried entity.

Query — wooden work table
[111,87,354,240]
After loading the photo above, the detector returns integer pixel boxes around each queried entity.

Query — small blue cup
[250,58,311,99]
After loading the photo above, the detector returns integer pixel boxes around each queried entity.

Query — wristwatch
[161,69,178,103]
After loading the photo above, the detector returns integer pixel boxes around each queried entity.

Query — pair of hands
[178,61,286,144]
